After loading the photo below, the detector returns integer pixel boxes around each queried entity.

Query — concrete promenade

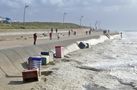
[0,29,102,49]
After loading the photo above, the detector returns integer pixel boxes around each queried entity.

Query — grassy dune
[0,22,81,29]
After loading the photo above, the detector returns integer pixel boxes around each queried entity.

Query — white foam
[80,60,137,71]
[75,32,137,89]
[77,35,120,48]
[63,35,119,56]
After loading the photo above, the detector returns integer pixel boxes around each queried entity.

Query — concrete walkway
[0,31,103,49]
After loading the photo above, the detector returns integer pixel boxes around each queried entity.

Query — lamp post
[63,12,67,24]
[95,21,98,30]
[23,4,29,24]
[80,16,84,28]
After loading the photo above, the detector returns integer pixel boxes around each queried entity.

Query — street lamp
[63,12,67,24]
[80,16,84,28]
[95,21,101,30]
[95,21,98,30]
[23,4,29,24]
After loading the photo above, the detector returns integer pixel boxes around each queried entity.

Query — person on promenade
[57,33,60,40]
[86,31,88,35]
[120,32,122,38]
[51,28,53,33]
[68,30,70,36]
[89,30,91,35]
[55,28,58,33]
[33,33,37,45]
[74,31,76,35]
[49,32,52,40]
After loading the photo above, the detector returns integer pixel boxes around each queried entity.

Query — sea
[45,32,137,90]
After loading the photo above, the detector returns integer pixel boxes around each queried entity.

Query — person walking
[51,28,53,33]
[86,31,88,35]
[57,33,60,40]
[74,31,76,35]
[120,32,122,38]
[55,28,58,33]
[89,30,91,35]
[68,30,70,36]
[33,33,37,45]
[49,32,52,40]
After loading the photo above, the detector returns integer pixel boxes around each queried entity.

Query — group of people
[86,30,92,35]
[68,30,77,36]
[33,28,94,45]
[33,28,60,45]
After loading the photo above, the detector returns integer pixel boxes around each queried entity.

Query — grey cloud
[97,0,130,6]
[0,0,133,9]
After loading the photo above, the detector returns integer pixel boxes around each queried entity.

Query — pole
[23,4,29,25]
[95,21,98,30]
[23,6,26,24]
[63,12,67,24]
[80,16,84,28]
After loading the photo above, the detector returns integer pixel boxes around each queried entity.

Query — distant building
[0,16,11,23]
[0,16,5,23]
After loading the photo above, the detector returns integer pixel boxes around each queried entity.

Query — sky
[0,0,137,31]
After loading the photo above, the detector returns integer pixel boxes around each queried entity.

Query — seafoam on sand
[41,32,137,90]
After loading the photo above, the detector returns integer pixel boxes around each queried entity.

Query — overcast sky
[0,0,137,31]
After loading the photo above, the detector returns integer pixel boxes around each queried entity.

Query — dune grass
[0,22,81,29]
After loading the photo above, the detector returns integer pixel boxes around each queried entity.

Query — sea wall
[63,35,120,55]
[0,34,119,78]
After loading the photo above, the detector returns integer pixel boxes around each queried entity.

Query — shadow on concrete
[6,74,22,78]
[21,62,28,69]
[41,71,53,76]
[8,81,23,85]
